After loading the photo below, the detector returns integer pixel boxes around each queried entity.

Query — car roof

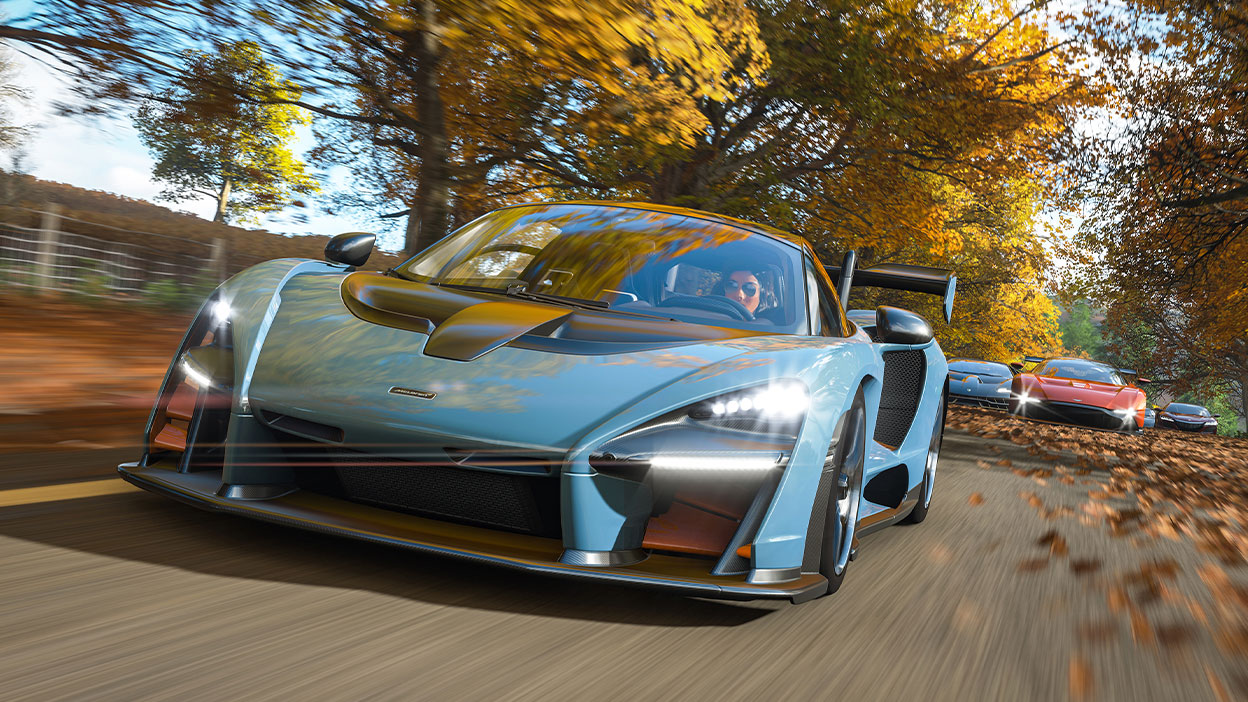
[497,201,810,250]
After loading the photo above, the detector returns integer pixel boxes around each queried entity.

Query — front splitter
[118,462,828,603]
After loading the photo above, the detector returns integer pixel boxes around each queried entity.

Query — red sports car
[1008,357,1150,433]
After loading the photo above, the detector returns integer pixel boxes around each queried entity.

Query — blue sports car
[119,202,956,602]
[947,358,1014,410]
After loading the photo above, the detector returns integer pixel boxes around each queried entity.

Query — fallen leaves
[1069,656,1094,700]
[947,406,1248,675]
[968,492,985,506]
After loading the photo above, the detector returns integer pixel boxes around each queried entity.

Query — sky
[6,48,409,252]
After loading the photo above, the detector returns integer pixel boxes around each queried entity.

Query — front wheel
[821,389,866,595]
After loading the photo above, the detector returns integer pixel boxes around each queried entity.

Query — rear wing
[826,258,957,324]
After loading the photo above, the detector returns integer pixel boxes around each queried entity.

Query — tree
[1068,1,1248,424]
[132,41,317,224]
[1060,301,1104,358]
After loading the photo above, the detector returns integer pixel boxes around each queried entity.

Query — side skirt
[855,488,920,538]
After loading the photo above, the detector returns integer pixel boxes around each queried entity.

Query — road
[0,432,1237,701]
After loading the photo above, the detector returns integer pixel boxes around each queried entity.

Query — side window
[804,256,847,337]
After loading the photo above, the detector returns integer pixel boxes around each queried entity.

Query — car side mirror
[1213,414,1221,418]
[875,306,933,345]
[1009,362,1024,374]
[325,232,376,268]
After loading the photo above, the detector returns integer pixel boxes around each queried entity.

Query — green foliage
[1060,301,1104,358]
[140,274,215,312]
[133,41,317,225]
[71,258,115,300]
[1204,391,1243,437]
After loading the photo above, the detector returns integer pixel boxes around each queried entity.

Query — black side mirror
[1009,362,1024,374]
[1212,414,1221,418]
[325,232,376,268]
[875,306,933,345]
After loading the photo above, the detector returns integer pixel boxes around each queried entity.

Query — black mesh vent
[294,450,561,538]
[874,350,926,447]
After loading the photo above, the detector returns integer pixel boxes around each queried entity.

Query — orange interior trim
[643,501,740,556]
[165,382,197,421]
[152,424,187,452]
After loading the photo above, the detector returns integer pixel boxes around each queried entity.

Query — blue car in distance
[947,358,1014,410]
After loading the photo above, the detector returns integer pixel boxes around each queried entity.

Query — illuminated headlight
[691,380,809,423]
[995,387,1010,394]
[210,299,231,326]
[590,380,807,478]
[1018,393,1039,405]
[648,452,786,472]
[180,358,215,389]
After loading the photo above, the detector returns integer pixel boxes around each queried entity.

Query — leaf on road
[968,493,985,506]
[1069,656,1094,700]
[1070,558,1102,575]
[1018,557,1050,572]
[1037,530,1069,557]
[1206,665,1232,702]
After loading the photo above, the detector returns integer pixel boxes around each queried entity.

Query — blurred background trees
[133,41,317,224]
[0,0,1243,428]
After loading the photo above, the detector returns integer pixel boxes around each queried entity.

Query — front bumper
[949,392,1008,410]
[119,461,829,602]
[1157,417,1216,432]
[1016,400,1140,433]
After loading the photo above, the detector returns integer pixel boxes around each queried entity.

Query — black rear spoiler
[1023,356,1045,364]
[826,259,957,324]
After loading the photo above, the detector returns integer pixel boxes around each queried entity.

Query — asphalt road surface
[0,432,1236,701]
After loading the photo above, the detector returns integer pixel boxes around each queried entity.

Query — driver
[722,270,762,315]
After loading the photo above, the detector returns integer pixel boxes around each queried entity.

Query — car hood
[1032,376,1135,408]
[1162,412,1213,422]
[245,274,774,452]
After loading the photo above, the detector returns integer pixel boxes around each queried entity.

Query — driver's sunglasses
[725,280,759,297]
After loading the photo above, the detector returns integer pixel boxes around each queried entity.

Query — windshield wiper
[430,282,675,320]
[505,289,610,309]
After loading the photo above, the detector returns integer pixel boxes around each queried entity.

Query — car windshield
[1036,361,1124,385]
[948,360,1011,377]
[1166,403,1209,416]
[393,203,808,333]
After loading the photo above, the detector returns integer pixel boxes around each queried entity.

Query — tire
[820,388,867,595]
[904,388,946,524]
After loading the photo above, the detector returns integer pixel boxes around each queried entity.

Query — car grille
[950,394,1008,410]
[875,350,926,447]
[292,448,563,538]
[1030,401,1130,431]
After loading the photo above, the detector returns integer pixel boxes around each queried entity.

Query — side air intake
[874,350,925,448]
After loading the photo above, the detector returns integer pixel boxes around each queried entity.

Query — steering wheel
[657,293,754,321]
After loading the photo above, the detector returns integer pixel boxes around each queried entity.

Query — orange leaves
[968,492,985,506]
[1069,656,1094,699]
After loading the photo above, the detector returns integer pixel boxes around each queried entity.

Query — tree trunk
[213,177,232,223]
[404,0,452,257]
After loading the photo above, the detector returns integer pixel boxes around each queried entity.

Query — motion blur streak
[0,479,136,507]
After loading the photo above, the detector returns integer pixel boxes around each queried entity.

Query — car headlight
[1018,393,1039,405]
[210,299,232,326]
[996,387,1010,394]
[687,379,808,432]
[591,380,808,477]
